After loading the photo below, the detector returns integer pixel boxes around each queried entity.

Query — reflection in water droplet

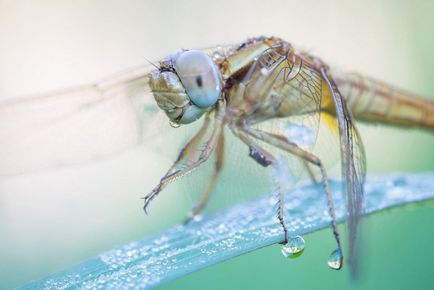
[327,248,343,270]
[281,235,305,258]
[169,120,180,128]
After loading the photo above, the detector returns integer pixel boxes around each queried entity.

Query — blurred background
[0,0,433,289]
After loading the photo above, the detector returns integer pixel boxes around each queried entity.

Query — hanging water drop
[281,235,305,258]
[169,120,180,128]
[327,248,343,270]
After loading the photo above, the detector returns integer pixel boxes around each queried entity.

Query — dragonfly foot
[278,217,289,245]
[280,230,289,245]
[182,212,195,225]
[143,197,151,215]
[182,211,203,225]
[142,187,159,215]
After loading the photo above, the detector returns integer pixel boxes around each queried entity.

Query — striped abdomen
[334,73,434,130]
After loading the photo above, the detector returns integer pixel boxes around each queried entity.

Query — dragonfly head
[149,50,222,126]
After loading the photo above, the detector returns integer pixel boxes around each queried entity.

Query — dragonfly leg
[303,161,321,185]
[143,113,222,214]
[183,130,225,224]
[242,125,343,254]
[230,126,288,244]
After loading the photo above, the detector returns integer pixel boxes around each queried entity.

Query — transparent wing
[0,43,239,178]
[245,47,366,272]
[321,68,367,276]
[251,49,340,179]
[252,48,322,140]
[0,64,186,177]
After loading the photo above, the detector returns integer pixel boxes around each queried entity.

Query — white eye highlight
[174,50,222,108]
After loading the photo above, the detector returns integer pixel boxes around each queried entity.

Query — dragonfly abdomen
[336,73,434,130]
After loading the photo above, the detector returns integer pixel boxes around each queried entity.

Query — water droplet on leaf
[327,248,343,270]
[281,235,305,258]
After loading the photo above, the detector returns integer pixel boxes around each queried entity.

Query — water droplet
[169,120,180,128]
[260,67,269,75]
[327,248,343,270]
[392,176,407,187]
[281,235,305,258]
[192,214,202,222]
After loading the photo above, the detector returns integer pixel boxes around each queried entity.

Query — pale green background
[0,0,433,289]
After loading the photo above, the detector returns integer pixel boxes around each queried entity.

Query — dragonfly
[1,36,433,276]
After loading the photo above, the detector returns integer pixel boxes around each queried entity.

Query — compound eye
[174,50,222,108]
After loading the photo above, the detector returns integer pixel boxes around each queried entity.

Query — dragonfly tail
[333,73,434,131]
